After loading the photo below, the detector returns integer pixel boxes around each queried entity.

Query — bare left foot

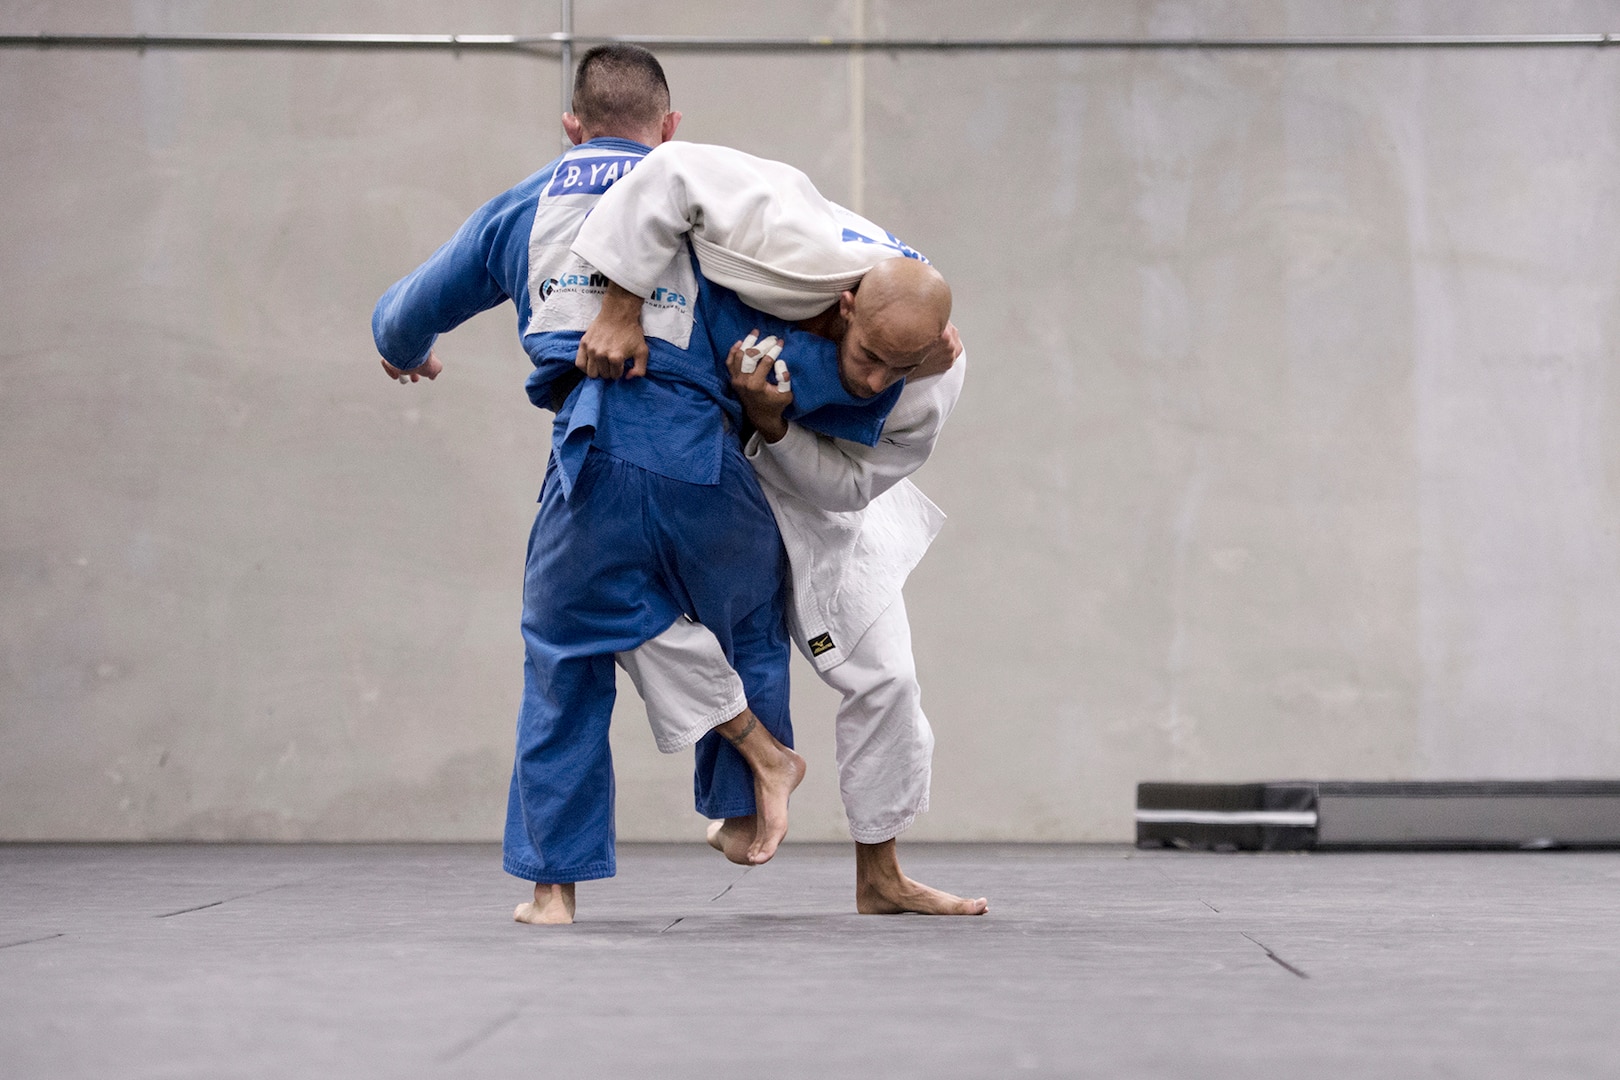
[713,708,806,865]
[855,839,987,916]
[706,816,755,865]
[513,882,575,925]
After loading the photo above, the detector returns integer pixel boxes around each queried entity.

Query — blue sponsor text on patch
[539,271,688,310]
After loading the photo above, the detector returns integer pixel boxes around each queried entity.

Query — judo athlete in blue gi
[370,45,901,924]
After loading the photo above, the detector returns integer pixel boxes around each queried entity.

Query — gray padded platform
[1137,780,1620,850]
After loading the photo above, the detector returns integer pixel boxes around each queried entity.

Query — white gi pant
[616,615,747,754]
[618,594,934,844]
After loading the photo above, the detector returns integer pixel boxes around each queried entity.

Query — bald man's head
[835,259,953,398]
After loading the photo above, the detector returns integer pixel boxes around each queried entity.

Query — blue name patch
[547,155,640,197]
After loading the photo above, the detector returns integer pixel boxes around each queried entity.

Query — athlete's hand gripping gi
[728,333,794,442]
[576,282,650,380]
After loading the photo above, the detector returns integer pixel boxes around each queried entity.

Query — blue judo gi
[372,137,901,883]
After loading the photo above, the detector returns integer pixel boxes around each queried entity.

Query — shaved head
[854,259,953,363]
[831,259,954,398]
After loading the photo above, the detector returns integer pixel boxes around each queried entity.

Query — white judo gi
[574,142,965,843]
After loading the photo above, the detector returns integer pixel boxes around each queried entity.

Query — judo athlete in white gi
[370,47,903,924]
[574,142,987,916]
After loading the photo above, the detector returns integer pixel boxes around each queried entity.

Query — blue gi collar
[578,136,656,153]
[782,333,903,447]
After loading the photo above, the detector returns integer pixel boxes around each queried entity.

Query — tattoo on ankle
[722,715,758,746]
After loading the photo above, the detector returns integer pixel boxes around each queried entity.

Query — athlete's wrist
[753,414,789,443]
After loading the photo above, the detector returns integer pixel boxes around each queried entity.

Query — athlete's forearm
[373,210,508,370]
[748,423,926,513]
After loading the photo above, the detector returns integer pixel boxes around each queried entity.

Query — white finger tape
[398,375,409,383]
[764,341,783,361]
[741,332,758,352]
[773,358,791,392]
[739,354,760,374]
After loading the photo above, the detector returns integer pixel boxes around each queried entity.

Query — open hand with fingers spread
[727,331,793,443]
[381,352,443,384]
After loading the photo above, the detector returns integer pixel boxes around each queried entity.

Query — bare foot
[713,709,806,865]
[513,882,575,925]
[706,817,755,865]
[855,839,987,916]
[747,746,806,865]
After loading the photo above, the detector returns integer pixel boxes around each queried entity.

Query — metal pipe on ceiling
[0,31,1616,52]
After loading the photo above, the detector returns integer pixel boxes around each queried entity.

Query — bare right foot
[513,882,575,925]
[714,708,806,865]
[855,839,987,916]
[706,816,756,865]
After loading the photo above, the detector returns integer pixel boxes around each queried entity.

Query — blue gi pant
[502,443,791,884]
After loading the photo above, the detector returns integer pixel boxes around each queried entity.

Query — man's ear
[838,290,858,325]
[659,110,682,144]
[562,113,587,146]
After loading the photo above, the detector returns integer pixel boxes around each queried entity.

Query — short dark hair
[571,44,670,132]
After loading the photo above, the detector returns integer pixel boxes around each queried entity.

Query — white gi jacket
[573,141,964,671]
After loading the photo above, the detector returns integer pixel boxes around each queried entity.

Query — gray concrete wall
[3,1,1619,842]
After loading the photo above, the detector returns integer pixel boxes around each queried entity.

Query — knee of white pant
[847,662,921,718]
[833,660,927,769]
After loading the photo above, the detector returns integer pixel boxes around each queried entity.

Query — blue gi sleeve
[372,199,513,370]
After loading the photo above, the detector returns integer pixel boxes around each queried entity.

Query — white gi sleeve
[746,354,967,513]
[566,146,698,300]
[570,142,897,320]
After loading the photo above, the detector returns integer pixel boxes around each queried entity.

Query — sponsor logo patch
[807,633,836,657]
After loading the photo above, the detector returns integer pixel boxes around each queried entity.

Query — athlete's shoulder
[452,161,564,250]
[482,159,563,210]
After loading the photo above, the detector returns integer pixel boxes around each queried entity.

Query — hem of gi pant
[847,793,930,845]
[699,798,762,820]
[653,688,749,754]
[502,855,616,884]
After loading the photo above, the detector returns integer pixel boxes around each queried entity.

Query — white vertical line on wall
[849,0,866,214]
[559,0,574,151]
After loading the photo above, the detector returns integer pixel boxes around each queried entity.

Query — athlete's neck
[796,303,846,344]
